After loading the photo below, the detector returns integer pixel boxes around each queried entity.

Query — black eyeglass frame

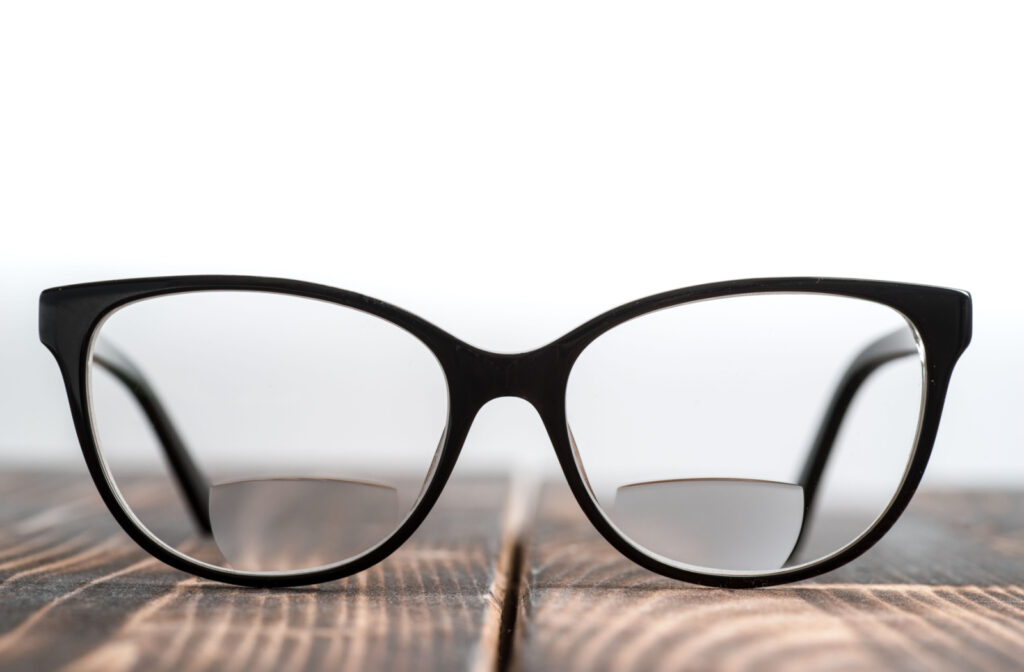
[39,276,972,588]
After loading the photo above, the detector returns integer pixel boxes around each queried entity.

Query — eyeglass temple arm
[91,337,213,535]
[789,327,919,560]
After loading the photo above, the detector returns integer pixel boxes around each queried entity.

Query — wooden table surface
[2,472,1024,672]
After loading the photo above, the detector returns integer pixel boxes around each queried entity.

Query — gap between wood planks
[472,475,538,672]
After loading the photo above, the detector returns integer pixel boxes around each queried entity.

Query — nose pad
[415,425,450,500]
[566,423,594,494]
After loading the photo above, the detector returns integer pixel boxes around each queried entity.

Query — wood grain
[0,471,517,672]
[514,482,1024,672]
[6,471,1024,672]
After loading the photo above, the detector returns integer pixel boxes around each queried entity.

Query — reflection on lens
[88,291,448,575]
[565,293,924,575]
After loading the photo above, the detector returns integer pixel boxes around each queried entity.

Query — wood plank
[514,482,1024,672]
[0,471,517,672]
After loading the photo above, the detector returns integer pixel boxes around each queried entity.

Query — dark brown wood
[6,472,1024,672]
[514,482,1024,672]
[0,471,517,672]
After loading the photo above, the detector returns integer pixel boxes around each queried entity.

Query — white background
[1,1,1021,485]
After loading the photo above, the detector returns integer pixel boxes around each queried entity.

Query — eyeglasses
[39,276,971,588]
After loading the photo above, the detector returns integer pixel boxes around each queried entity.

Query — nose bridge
[460,344,558,410]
